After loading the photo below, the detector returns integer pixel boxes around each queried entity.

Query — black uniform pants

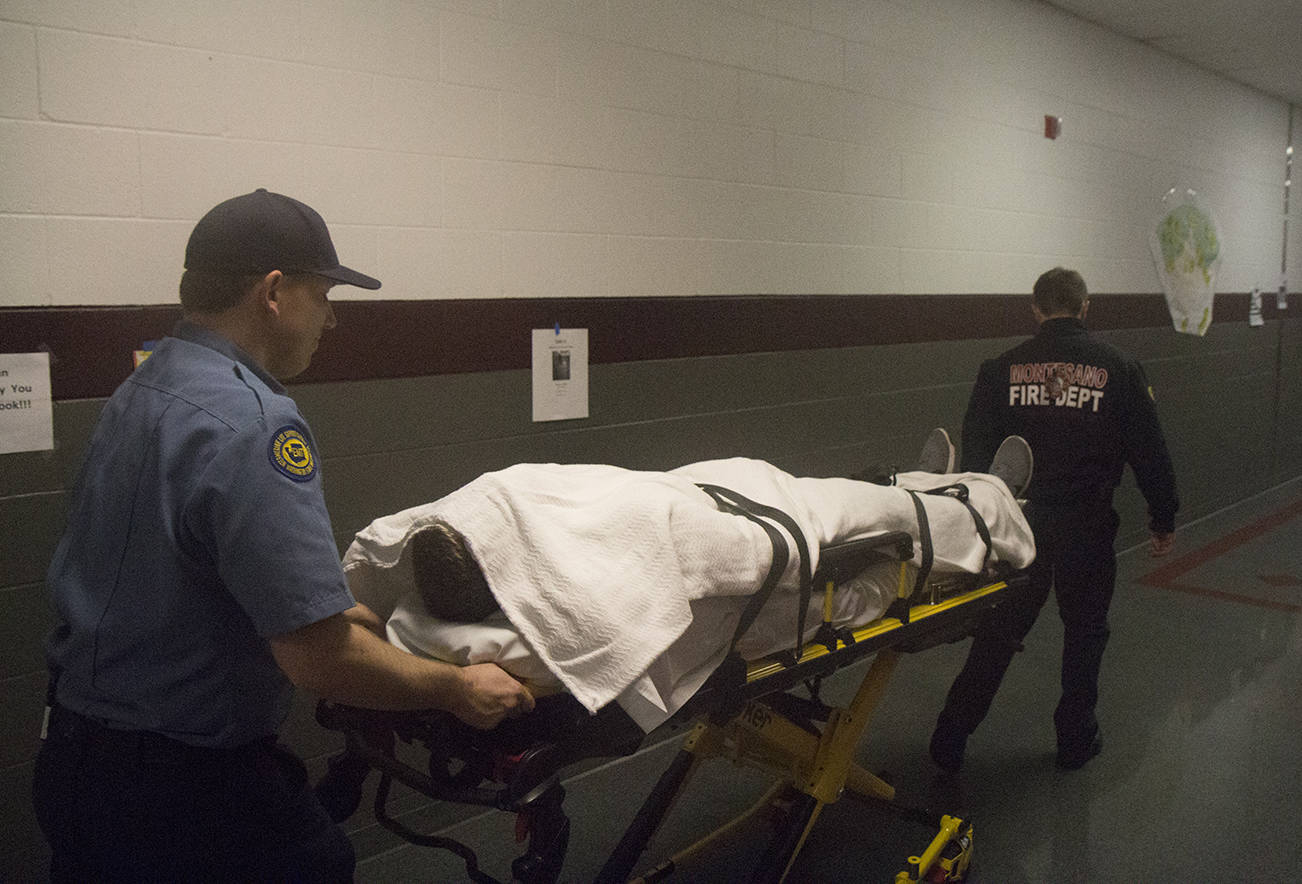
[32,704,355,883]
[936,500,1120,750]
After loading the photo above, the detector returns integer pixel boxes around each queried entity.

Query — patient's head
[408,521,499,622]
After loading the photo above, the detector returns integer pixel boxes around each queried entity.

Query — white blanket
[342,459,1035,730]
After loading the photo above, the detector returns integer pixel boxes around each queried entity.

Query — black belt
[696,483,813,660]
[886,483,994,624]
[44,703,268,764]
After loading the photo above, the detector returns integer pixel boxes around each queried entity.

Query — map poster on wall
[0,352,54,455]
[1148,187,1221,336]
[532,328,589,422]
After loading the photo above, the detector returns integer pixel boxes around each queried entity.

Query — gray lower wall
[3,315,1299,879]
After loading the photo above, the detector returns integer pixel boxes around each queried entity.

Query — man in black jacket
[929,267,1179,771]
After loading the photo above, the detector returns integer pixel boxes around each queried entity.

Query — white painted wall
[0,0,1293,306]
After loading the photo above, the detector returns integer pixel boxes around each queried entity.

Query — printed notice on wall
[1249,288,1265,327]
[532,328,589,422]
[0,352,54,454]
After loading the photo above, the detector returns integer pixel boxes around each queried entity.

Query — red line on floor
[1156,582,1300,613]
[1139,497,1302,587]
[1138,497,1302,612]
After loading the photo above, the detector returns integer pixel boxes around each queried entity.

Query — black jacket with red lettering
[960,317,1179,532]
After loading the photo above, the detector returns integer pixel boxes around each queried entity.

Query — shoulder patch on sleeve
[269,426,317,482]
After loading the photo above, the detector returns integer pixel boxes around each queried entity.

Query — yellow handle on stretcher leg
[896,814,972,883]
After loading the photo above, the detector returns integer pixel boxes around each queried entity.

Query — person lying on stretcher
[343,432,1035,731]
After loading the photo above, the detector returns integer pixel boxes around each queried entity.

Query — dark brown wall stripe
[0,292,1282,401]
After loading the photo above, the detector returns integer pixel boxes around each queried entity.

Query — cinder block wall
[1,0,1298,878]
[0,0,1294,306]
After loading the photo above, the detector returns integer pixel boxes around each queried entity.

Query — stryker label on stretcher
[343,458,1035,731]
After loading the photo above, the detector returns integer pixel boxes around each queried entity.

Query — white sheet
[343,459,1034,730]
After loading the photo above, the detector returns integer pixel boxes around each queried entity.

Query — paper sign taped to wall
[0,352,54,455]
[532,328,589,422]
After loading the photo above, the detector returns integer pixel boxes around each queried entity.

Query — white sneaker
[916,427,956,474]
[988,435,1033,498]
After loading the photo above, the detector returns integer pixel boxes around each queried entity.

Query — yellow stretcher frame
[592,535,1015,884]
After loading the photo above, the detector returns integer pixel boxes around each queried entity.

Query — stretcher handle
[813,532,914,585]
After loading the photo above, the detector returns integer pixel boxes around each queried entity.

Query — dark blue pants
[33,705,355,883]
[936,501,1120,750]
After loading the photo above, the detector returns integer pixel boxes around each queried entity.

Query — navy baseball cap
[185,189,381,290]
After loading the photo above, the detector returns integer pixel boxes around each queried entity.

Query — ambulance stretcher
[315,529,1025,883]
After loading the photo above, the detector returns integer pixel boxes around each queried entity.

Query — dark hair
[1032,267,1088,317]
[178,270,264,314]
[409,521,498,622]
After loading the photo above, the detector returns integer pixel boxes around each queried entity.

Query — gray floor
[354,479,1302,883]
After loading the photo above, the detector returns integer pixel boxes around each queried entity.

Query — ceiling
[1043,0,1302,110]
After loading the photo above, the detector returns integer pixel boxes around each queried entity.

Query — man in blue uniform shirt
[929,267,1178,773]
[33,189,534,881]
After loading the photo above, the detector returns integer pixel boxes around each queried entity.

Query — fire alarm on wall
[1044,115,1062,139]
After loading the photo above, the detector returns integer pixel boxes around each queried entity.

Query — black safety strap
[919,483,994,572]
[890,491,935,624]
[955,493,994,571]
[696,483,814,659]
[892,483,995,625]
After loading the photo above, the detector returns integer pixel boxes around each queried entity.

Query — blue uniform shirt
[46,321,356,746]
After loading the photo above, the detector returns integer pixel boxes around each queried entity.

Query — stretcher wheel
[505,775,571,883]
[510,813,569,884]
[749,786,820,883]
